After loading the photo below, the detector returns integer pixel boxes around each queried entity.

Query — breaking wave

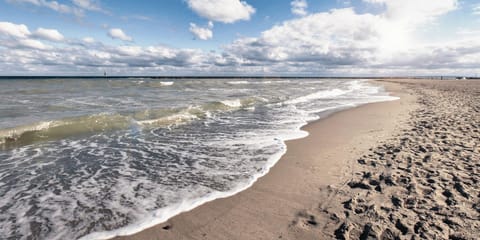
[0,98,262,148]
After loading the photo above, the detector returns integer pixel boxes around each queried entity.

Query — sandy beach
[112,78,479,240]
[326,79,480,240]
[3,1,480,239]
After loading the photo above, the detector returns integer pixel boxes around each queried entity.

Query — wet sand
[114,79,479,240]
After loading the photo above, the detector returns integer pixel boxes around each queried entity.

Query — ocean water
[0,78,398,239]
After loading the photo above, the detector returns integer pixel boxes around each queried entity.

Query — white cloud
[17,38,48,49]
[117,45,143,56]
[226,8,382,64]
[6,0,106,17]
[187,0,255,23]
[34,28,64,42]
[6,0,39,5]
[0,22,52,50]
[0,21,44,49]
[473,5,480,15]
[222,2,476,75]
[189,22,213,40]
[21,0,82,16]
[360,0,458,56]
[291,0,308,16]
[121,15,153,22]
[0,1,478,78]
[72,0,101,11]
[0,21,31,38]
[364,0,458,25]
[108,28,133,42]
[41,0,75,14]
[82,37,95,43]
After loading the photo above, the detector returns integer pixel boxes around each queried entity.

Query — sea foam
[0,78,399,240]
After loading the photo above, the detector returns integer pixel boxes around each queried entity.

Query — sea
[0,77,398,239]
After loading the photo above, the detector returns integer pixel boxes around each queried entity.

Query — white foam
[136,112,197,127]
[252,80,272,84]
[285,88,347,105]
[79,120,310,240]
[227,81,249,85]
[220,99,242,108]
[159,81,174,86]
[0,120,54,141]
[78,90,327,240]
[1,78,403,240]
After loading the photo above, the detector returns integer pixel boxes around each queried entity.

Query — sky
[0,0,479,76]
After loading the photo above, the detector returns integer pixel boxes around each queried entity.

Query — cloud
[7,0,84,16]
[82,37,95,43]
[121,15,153,22]
[189,21,213,40]
[225,8,382,65]
[0,0,479,78]
[0,21,52,50]
[6,0,109,17]
[291,0,308,16]
[33,28,64,42]
[0,21,31,38]
[186,0,255,23]
[360,0,458,56]
[474,5,480,15]
[72,0,101,11]
[369,38,480,72]
[221,3,478,75]
[364,0,458,25]
[0,36,207,74]
[108,28,133,42]
[17,38,49,49]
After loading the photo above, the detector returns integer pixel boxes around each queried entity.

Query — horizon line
[0,75,478,79]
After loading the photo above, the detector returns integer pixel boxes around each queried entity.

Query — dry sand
[324,79,480,240]
[114,79,479,240]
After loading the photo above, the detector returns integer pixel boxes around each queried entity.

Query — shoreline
[111,80,415,240]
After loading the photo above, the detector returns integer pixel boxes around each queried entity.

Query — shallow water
[0,78,397,239]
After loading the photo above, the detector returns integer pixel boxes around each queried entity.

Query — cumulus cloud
[0,26,209,74]
[0,0,479,77]
[17,38,49,49]
[220,2,477,75]
[33,28,64,42]
[360,0,458,56]
[291,0,308,16]
[108,28,133,42]
[0,22,51,50]
[364,0,458,25]
[187,0,255,23]
[226,8,382,64]
[189,21,214,40]
[0,21,31,38]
